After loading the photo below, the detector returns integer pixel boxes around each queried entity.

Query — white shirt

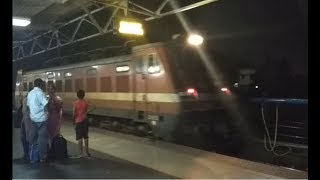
[27,87,48,122]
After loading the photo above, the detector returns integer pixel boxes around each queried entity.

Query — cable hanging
[260,103,292,156]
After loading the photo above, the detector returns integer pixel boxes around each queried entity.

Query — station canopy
[13,0,219,69]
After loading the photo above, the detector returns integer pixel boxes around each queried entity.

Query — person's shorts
[75,120,89,140]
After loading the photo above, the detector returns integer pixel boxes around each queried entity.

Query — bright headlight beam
[169,1,248,135]
[13,17,31,27]
[187,34,204,46]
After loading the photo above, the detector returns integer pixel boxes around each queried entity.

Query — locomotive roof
[131,42,165,51]
[23,54,130,75]
[22,42,166,75]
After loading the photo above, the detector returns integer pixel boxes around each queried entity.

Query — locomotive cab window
[56,80,62,92]
[65,79,72,92]
[23,82,28,91]
[148,54,160,74]
[29,82,33,90]
[23,77,28,91]
[135,57,145,73]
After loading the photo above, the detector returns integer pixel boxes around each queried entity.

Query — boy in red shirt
[73,90,95,157]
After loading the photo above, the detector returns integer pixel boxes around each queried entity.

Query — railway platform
[13,120,308,179]
[12,124,175,179]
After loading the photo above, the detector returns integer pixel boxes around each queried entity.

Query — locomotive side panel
[16,72,46,105]
[130,45,184,140]
[57,66,86,113]
[14,43,235,147]
[59,60,136,120]
[132,46,179,116]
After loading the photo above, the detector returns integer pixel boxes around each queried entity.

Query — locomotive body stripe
[16,92,218,103]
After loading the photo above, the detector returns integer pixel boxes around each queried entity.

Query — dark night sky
[145,0,308,75]
[12,0,308,97]
[14,0,308,76]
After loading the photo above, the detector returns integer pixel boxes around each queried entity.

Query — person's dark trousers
[20,120,29,161]
[29,121,48,161]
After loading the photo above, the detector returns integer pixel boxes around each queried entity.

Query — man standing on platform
[27,79,49,163]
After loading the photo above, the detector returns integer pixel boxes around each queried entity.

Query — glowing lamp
[13,17,31,27]
[118,20,144,35]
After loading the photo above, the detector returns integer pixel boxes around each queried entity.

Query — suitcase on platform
[50,135,68,160]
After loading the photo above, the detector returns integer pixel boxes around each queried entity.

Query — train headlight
[187,34,203,46]
[148,66,160,74]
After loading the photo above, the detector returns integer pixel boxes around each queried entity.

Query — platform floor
[13,120,308,179]
[12,127,175,179]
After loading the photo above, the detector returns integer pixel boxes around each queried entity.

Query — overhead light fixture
[118,20,144,35]
[13,17,31,27]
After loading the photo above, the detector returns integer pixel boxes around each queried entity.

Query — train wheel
[111,120,121,131]
[135,124,149,136]
[88,118,99,127]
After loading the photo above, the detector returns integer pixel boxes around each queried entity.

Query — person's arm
[72,105,76,125]
[26,95,30,114]
[58,107,63,132]
[22,98,27,116]
[59,99,63,122]
[26,94,30,109]
[87,101,96,114]
[59,101,63,121]
[84,101,95,121]
[39,92,49,109]
[54,96,63,111]
[60,108,63,122]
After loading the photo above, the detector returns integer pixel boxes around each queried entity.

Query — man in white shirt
[27,79,49,163]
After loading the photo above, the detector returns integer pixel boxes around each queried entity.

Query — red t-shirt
[73,99,89,123]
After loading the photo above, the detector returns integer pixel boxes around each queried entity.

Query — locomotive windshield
[167,44,214,93]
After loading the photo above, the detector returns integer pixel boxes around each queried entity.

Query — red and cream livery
[15,42,233,146]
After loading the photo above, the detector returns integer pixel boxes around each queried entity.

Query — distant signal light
[221,87,231,95]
